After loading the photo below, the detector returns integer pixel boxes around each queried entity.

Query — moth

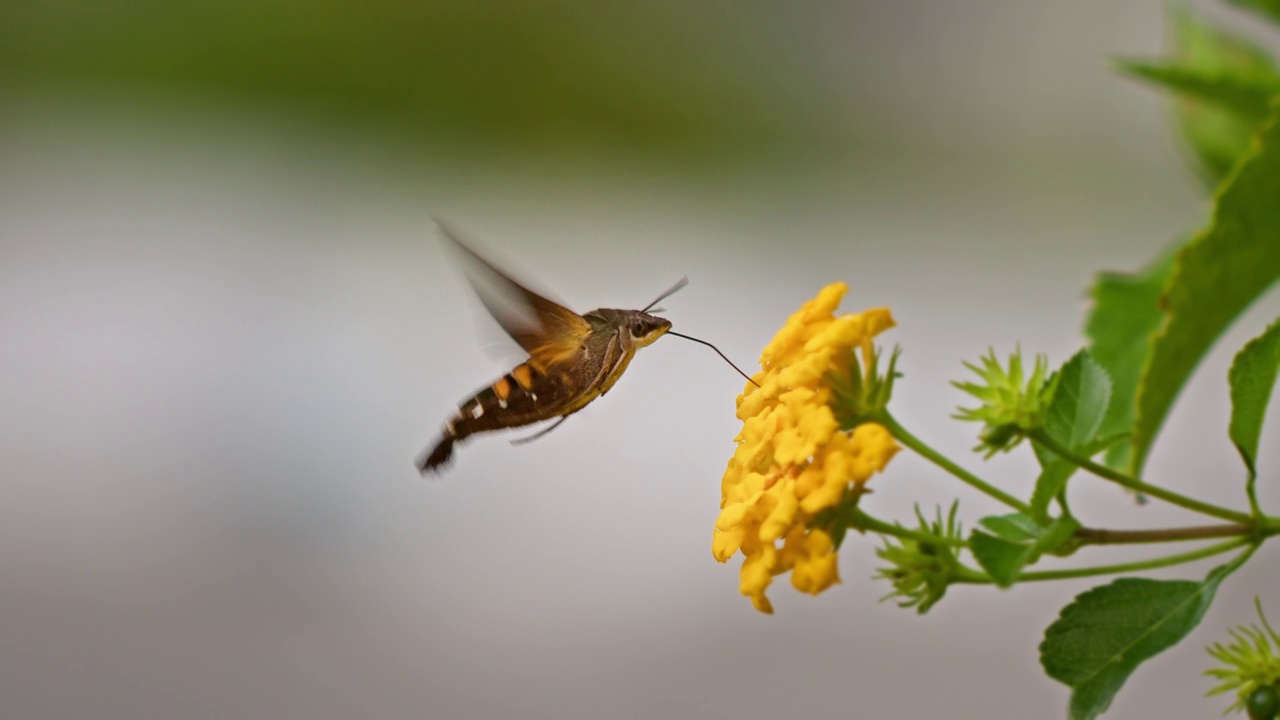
[417,218,753,474]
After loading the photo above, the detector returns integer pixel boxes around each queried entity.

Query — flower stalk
[1029,429,1254,525]
[873,410,1031,514]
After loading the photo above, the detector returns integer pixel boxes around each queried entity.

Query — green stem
[952,563,993,584]
[1075,524,1252,544]
[849,508,967,547]
[1247,473,1263,520]
[957,535,1254,579]
[1044,539,1253,580]
[875,411,1031,514]
[1029,430,1252,525]
[1265,514,1280,534]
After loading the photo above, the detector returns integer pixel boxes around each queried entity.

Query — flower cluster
[714,282,898,613]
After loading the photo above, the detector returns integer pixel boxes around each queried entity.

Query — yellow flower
[715,282,898,614]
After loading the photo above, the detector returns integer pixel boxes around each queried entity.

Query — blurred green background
[4,2,1280,719]
[4,0,1212,173]
[2,0,844,166]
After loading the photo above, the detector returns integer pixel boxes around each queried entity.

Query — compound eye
[630,320,646,337]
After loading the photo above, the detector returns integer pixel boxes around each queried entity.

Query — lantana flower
[714,282,898,613]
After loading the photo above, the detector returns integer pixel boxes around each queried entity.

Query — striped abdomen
[417,360,580,473]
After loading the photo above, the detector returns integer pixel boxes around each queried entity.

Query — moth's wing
[435,217,591,371]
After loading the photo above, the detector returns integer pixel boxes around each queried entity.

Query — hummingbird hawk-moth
[417,218,753,474]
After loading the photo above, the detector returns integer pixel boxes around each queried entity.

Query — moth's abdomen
[419,432,456,472]
[418,360,574,473]
[457,362,564,433]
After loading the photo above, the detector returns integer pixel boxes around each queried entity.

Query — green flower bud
[1206,599,1280,715]
[874,502,962,614]
[953,347,1053,457]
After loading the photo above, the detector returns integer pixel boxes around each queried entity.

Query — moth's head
[622,310,672,348]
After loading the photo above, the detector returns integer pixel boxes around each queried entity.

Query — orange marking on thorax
[493,376,512,400]
[511,364,535,389]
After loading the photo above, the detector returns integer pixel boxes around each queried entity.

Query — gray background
[3,1,1279,717]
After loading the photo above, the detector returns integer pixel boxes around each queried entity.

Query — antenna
[643,277,689,313]
[640,277,758,387]
[667,331,760,387]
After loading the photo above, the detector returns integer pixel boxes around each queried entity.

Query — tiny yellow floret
[715,282,898,613]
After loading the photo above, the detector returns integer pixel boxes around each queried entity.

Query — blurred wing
[435,217,591,371]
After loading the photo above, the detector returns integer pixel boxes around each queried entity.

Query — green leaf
[979,513,1042,542]
[1084,247,1180,469]
[1045,351,1112,451]
[1171,13,1280,187]
[1029,351,1112,521]
[1228,0,1280,25]
[969,531,1026,587]
[1116,60,1280,118]
[1229,317,1280,477]
[1049,351,1111,448]
[1041,563,1236,720]
[1122,13,1280,187]
[1131,105,1280,476]
[970,514,1080,587]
